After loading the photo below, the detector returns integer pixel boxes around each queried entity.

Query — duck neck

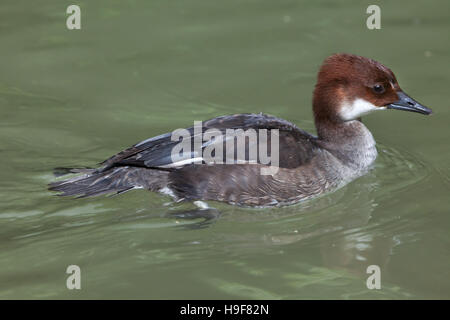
[315,118,378,170]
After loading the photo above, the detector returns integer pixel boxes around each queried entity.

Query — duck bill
[386,91,432,115]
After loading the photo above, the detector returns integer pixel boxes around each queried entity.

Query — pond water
[0,0,449,299]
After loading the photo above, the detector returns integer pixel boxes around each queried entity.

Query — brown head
[312,53,432,138]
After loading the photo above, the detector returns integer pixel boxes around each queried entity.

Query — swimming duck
[49,53,432,207]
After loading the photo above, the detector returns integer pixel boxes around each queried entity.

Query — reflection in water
[261,144,430,291]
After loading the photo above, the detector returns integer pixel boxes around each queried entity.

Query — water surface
[0,0,449,299]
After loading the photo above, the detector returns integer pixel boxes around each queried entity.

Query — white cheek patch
[339,98,386,121]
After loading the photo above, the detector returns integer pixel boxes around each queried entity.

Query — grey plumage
[49,113,375,207]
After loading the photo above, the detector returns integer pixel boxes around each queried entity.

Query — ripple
[372,142,432,193]
[218,142,436,251]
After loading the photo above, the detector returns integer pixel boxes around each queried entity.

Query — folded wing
[100,113,319,171]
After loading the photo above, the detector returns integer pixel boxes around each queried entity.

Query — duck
[49,53,432,207]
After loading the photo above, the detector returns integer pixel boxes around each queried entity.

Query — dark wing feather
[100,113,318,170]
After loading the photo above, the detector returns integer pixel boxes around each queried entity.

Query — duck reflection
[266,179,398,279]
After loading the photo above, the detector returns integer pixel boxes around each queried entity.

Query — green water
[1,0,449,299]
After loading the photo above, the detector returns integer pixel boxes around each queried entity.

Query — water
[1,0,449,299]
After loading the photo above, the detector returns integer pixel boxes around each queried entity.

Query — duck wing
[100,113,319,171]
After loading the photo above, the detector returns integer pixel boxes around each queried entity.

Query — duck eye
[373,84,385,94]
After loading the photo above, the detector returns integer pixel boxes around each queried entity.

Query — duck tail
[48,166,168,198]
